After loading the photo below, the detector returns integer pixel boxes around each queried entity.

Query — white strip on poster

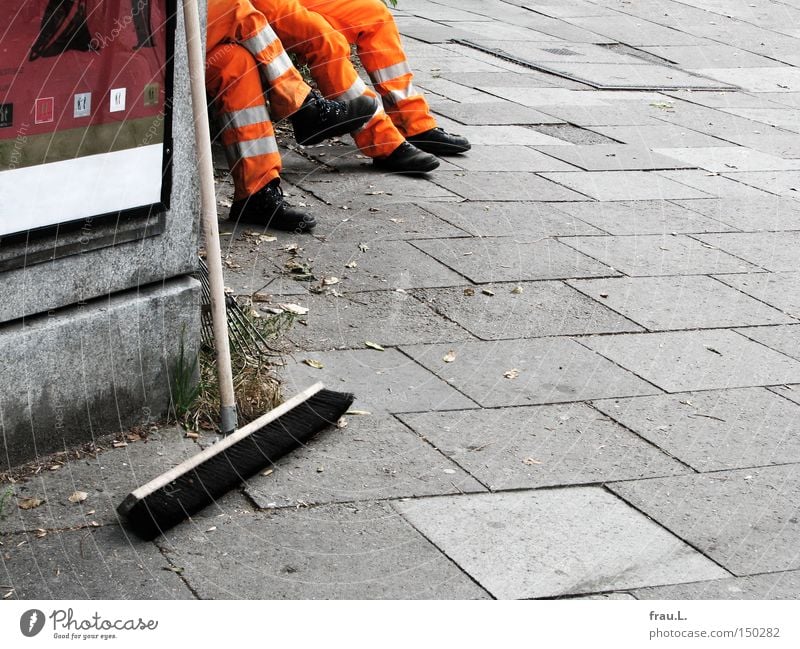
[0,146,163,236]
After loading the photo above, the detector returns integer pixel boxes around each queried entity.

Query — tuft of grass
[0,486,13,523]
[171,326,201,423]
[182,306,296,433]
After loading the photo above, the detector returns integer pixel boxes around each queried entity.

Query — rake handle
[182,0,237,433]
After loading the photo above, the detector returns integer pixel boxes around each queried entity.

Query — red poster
[0,1,174,235]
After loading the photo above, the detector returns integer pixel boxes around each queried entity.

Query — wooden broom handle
[181,0,238,433]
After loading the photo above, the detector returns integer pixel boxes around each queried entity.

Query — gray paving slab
[275,238,467,292]
[722,107,800,133]
[593,387,800,472]
[393,488,728,599]
[429,101,563,125]
[583,329,800,392]
[715,272,800,318]
[555,200,734,235]
[675,197,800,231]
[2,429,205,534]
[533,145,694,171]
[562,234,759,276]
[631,570,800,599]
[693,68,800,93]
[653,147,800,172]
[695,232,800,272]
[448,70,590,90]
[608,465,800,575]
[430,125,572,146]
[568,275,794,330]
[398,403,687,491]
[396,16,475,44]
[722,171,800,196]
[535,63,733,90]
[591,124,735,148]
[534,105,668,127]
[541,171,712,201]
[156,501,490,599]
[664,90,789,110]
[284,289,473,351]
[654,171,774,199]
[298,171,462,206]
[757,92,800,108]
[419,201,604,238]
[310,201,470,241]
[412,237,617,284]
[414,281,642,340]
[642,45,786,69]
[499,13,616,43]
[566,15,706,46]
[278,348,477,414]
[400,338,659,407]
[416,78,503,104]
[440,21,563,42]
[446,145,578,172]
[736,324,800,361]
[0,526,193,599]
[243,414,486,509]
[652,103,800,157]
[532,124,623,145]
[432,171,591,201]
[480,87,612,107]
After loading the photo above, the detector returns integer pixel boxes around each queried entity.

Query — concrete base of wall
[0,276,201,468]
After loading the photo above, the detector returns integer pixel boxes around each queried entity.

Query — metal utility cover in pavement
[455,40,737,91]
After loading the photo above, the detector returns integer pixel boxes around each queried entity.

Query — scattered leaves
[303,359,325,369]
[365,341,385,351]
[443,350,457,363]
[68,491,88,504]
[18,498,43,510]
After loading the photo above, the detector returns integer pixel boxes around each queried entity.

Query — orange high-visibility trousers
[206,0,311,198]
[253,0,436,158]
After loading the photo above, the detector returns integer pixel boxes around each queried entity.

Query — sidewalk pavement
[3,0,800,600]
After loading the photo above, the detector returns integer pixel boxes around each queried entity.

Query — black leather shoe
[291,90,378,146]
[229,179,316,233]
[406,127,471,155]
[373,142,440,173]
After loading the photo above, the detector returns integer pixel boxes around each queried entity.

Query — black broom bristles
[118,385,354,540]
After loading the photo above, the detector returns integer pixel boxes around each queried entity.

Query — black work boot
[229,179,316,233]
[406,127,471,155]
[291,90,378,146]
[373,142,440,173]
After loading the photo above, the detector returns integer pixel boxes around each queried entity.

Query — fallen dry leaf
[511,286,523,295]
[303,359,325,369]
[523,457,542,465]
[482,289,495,296]
[112,441,128,448]
[262,468,274,477]
[365,341,385,351]
[358,242,369,252]
[443,350,457,363]
[346,409,371,416]
[251,292,272,303]
[184,431,199,440]
[68,491,88,504]
[504,369,520,379]
[345,261,358,269]
[322,276,340,286]
[463,288,475,296]
[277,303,309,315]
[18,498,43,510]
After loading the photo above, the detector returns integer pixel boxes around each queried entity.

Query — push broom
[117,0,353,540]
